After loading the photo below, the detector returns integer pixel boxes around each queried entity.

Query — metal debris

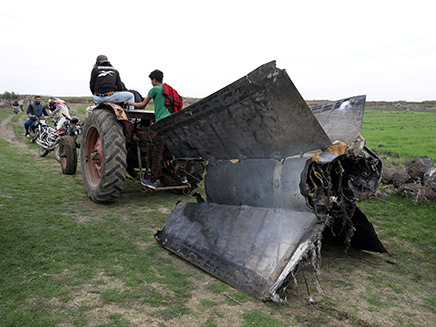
[153,61,386,302]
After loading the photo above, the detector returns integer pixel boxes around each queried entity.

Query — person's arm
[26,104,33,116]
[89,67,97,94]
[126,96,151,108]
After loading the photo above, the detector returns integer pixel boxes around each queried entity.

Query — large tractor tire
[81,109,127,203]
[60,136,77,175]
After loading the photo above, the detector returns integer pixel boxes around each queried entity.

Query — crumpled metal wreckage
[153,61,386,302]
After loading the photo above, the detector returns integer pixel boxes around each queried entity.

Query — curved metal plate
[154,61,331,160]
[155,201,322,301]
[310,95,366,144]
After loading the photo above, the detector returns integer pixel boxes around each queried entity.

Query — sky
[1,0,435,102]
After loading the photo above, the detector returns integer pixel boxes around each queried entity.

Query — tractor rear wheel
[81,109,127,203]
[60,136,77,175]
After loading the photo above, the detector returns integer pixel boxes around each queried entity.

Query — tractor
[80,103,205,203]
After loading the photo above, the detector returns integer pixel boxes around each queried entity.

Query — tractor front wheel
[60,136,77,175]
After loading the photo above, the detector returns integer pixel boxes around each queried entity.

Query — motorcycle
[37,115,81,173]
[55,115,81,174]
[36,121,62,157]
[28,115,49,143]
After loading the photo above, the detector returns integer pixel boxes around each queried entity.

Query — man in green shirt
[126,70,186,189]
[127,69,171,121]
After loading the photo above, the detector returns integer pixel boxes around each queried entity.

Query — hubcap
[85,127,103,187]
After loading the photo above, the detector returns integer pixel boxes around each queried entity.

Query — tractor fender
[86,103,133,139]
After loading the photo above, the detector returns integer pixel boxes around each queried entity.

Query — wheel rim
[60,143,67,167]
[85,126,103,187]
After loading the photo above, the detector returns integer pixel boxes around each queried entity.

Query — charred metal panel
[155,201,323,301]
[153,61,331,160]
[350,207,386,252]
[310,96,366,145]
[205,154,314,211]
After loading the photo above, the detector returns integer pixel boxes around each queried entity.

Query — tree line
[0,91,18,99]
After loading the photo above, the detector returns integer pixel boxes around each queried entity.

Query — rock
[392,167,413,187]
[423,167,436,192]
[398,183,421,193]
[382,166,398,184]
[405,156,434,181]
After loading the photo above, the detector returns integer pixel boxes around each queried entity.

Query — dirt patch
[62,212,103,223]
[0,114,26,147]
[158,206,171,214]
[299,243,436,327]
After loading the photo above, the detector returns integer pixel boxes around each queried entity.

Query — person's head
[48,97,56,110]
[148,70,163,85]
[95,54,111,67]
[34,96,41,104]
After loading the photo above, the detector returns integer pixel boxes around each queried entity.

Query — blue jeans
[24,118,36,134]
[93,91,135,109]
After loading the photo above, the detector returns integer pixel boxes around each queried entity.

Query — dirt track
[0,113,26,147]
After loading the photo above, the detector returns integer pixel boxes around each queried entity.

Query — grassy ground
[0,103,435,327]
[362,110,436,165]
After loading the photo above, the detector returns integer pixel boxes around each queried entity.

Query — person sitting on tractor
[24,95,49,137]
[126,69,185,189]
[89,55,135,109]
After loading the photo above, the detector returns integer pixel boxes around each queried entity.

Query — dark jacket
[89,64,124,95]
[26,102,48,118]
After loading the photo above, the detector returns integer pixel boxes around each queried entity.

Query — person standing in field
[125,69,184,189]
[89,55,135,109]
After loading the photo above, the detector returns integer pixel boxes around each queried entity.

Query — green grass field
[362,110,436,165]
[0,103,435,327]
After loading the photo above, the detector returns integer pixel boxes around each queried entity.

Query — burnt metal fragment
[154,61,386,302]
[153,61,331,160]
[310,96,366,145]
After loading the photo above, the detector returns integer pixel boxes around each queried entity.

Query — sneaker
[141,178,157,189]
[180,176,188,184]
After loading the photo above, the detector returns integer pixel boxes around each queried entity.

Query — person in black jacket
[24,95,49,137]
[89,55,134,109]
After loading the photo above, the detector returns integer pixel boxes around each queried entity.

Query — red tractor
[80,103,205,203]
